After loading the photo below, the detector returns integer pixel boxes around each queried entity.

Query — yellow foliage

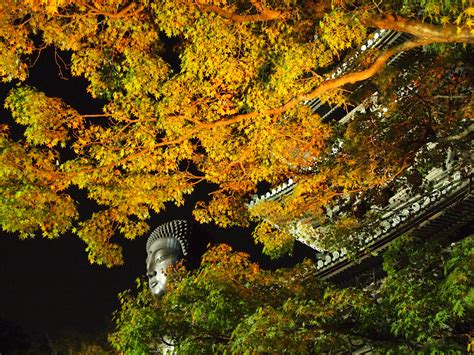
[0,0,470,264]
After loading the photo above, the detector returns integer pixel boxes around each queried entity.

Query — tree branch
[203,39,433,127]
[62,14,472,175]
[60,40,436,175]
[361,14,474,44]
[187,16,471,129]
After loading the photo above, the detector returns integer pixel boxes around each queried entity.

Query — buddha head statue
[145,220,191,297]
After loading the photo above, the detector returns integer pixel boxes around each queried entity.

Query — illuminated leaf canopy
[0,0,472,265]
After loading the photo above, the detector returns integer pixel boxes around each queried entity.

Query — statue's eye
[155,255,166,263]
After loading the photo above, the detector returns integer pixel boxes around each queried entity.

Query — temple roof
[246,28,473,282]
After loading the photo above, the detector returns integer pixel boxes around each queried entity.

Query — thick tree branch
[189,17,472,129]
[63,15,472,175]
[59,40,440,175]
[206,39,433,126]
[361,14,474,44]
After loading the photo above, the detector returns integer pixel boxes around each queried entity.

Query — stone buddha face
[146,237,183,297]
[145,220,190,297]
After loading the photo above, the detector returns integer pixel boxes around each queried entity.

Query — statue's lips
[150,281,158,288]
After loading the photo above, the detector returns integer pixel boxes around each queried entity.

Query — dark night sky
[0,48,315,345]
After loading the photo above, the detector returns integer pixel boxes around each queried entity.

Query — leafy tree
[0,0,472,265]
[378,234,473,349]
[109,235,473,353]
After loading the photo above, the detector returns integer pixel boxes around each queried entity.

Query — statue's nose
[147,270,157,278]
